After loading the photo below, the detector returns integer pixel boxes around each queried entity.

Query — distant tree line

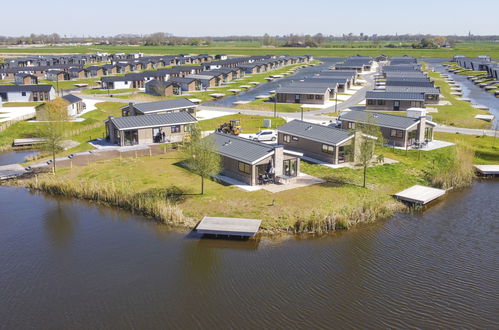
[0,32,497,47]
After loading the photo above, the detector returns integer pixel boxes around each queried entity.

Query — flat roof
[394,185,446,204]
[196,216,262,237]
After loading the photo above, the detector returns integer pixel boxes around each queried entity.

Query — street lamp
[335,88,338,113]
[273,93,276,118]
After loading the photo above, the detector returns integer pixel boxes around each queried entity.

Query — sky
[1,0,498,37]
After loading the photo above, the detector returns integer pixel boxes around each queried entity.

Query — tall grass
[27,177,192,226]
[425,144,475,189]
[292,197,402,234]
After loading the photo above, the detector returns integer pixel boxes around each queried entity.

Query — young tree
[349,113,384,188]
[182,127,221,195]
[36,98,70,174]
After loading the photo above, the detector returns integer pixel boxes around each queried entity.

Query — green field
[1,42,498,58]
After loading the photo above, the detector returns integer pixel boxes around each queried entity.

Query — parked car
[249,130,277,142]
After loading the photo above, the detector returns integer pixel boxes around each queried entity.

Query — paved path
[434,125,498,137]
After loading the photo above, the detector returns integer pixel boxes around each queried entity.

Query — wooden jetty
[394,185,446,205]
[12,138,45,147]
[474,165,499,176]
[209,93,225,99]
[475,114,495,121]
[0,164,27,180]
[196,216,262,237]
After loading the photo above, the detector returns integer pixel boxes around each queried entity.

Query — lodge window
[283,134,291,143]
[347,122,355,129]
[315,95,323,100]
[367,99,375,105]
[307,94,314,99]
[21,92,26,96]
[390,129,403,138]
[410,101,419,107]
[171,125,181,133]
[238,162,251,174]
[377,100,385,105]
[292,136,299,141]
[322,144,335,155]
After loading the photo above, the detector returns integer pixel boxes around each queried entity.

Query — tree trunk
[201,176,204,195]
[363,165,367,188]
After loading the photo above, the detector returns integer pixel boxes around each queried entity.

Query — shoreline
[4,176,406,237]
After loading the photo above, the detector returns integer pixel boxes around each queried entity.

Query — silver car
[249,130,277,142]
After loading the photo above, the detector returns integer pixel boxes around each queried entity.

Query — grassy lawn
[82,88,139,95]
[40,78,101,90]
[421,62,491,129]
[1,42,498,57]
[434,132,499,164]
[2,102,44,107]
[0,102,123,151]
[198,114,286,133]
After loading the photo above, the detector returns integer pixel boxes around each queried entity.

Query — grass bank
[14,134,491,235]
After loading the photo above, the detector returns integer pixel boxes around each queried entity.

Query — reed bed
[27,177,194,227]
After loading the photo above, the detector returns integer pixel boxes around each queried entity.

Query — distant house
[46,70,70,81]
[339,110,437,148]
[168,77,202,94]
[0,84,55,102]
[102,64,118,75]
[276,85,331,105]
[215,54,228,61]
[144,80,174,97]
[384,86,440,104]
[316,70,357,84]
[277,120,357,164]
[105,112,197,146]
[86,66,105,77]
[121,99,197,116]
[14,73,38,85]
[385,79,435,88]
[211,132,302,186]
[186,73,219,88]
[101,76,135,90]
[365,91,425,111]
[68,67,88,79]
[62,94,85,116]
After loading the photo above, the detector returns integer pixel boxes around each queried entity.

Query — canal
[0,182,498,328]
[424,58,499,124]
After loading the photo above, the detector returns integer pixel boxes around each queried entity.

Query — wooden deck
[0,164,26,180]
[12,138,45,147]
[394,185,446,205]
[474,165,499,175]
[196,216,262,237]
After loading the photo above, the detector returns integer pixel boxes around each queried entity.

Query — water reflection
[43,200,78,248]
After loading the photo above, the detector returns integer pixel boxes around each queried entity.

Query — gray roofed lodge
[105,112,197,146]
[211,132,302,186]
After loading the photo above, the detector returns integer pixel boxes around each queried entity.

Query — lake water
[0,150,37,166]
[0,182,498,329]
[425,58,499,124]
